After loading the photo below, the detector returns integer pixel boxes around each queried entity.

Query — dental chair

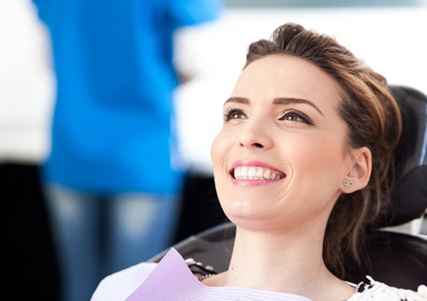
[151,85,427,290]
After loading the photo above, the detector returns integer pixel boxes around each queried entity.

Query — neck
[222,225,346,300]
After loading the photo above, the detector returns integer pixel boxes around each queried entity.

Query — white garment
[348,276,427,301]
[0,0,54,163]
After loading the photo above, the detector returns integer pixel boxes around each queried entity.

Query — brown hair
[245,23,402,277]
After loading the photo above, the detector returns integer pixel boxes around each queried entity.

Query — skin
[209,54,371,301]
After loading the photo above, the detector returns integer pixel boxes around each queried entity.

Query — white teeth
[248,167,256,178]
[233,166,284,180]
[264,169,271,179]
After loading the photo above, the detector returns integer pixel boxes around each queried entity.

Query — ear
[341,147,372,194]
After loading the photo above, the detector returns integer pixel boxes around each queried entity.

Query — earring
[343,179,353,190]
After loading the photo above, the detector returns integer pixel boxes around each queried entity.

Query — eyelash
[223,107,314,126]
[279,110,314,125]
[223,107,246,122]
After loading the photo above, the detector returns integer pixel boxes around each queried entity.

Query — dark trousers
[0,163,61,301]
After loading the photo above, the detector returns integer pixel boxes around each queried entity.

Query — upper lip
[230,160,286,180]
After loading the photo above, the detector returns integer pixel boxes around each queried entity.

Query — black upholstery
[150,85,427,291]
[379,86,427,227]
[345,229,427,290]
[150,222,235,274]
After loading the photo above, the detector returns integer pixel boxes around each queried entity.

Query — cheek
[210,133,223,169]
[291,137,346,180]
[306,160,341,191]
[210,132,238,207]
[210,130,234,164]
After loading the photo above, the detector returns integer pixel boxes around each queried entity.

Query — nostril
[240,141,264,148]
[239,135,265,149]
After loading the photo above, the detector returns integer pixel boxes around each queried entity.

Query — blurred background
[1,0,426,300]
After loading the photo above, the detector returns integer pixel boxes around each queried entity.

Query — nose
[239,122,272,150]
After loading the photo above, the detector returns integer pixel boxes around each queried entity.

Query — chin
[221,201,273,224]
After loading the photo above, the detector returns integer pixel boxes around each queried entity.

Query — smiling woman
[211,55,355,245]
[91,23,427,301]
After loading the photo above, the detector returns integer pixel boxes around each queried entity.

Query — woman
[91,23,427,301]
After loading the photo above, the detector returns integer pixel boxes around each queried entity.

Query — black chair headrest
[377,85,427,227]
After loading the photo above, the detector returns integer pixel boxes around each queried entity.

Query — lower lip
[232,178,283,186]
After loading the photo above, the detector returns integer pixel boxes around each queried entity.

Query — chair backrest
[150,85,427,291]
[377,86,427,227]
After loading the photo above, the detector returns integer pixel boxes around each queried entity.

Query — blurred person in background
[31,0,222,300]
[0,0,59,300]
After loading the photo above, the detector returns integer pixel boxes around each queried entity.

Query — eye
[279,110,314,125]
[224,108,247,122]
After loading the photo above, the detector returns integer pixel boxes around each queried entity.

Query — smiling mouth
[232,166,286,181]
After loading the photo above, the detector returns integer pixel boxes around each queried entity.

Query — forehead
[232,55,341,107]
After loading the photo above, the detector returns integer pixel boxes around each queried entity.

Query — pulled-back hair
[245,23,402,277]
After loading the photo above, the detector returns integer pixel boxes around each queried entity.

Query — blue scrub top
[33,0,222,194]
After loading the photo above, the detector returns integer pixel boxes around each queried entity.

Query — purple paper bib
[125,248,311,301]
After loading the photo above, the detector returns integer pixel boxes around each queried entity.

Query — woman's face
[211,55,356,232]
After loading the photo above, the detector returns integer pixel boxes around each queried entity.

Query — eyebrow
[224,97,324,116]
[224,97,250,105]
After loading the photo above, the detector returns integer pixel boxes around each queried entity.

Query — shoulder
[90,262,157,301]
[347,276,427,301]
